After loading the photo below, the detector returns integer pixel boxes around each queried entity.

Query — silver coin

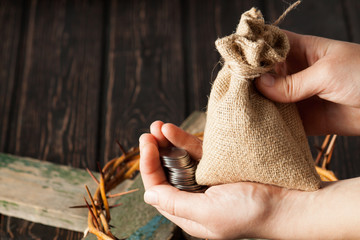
[160,147,188,159]
[160,147,205,193]
[174,184,204,191]
[162,158,192,168]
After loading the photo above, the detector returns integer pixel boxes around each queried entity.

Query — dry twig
[81,145,140,239]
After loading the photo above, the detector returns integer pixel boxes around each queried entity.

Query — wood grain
[7,0,103,169]
[0,112,204,239]
[2,0,104,238]
[345,0,360,43]
[0,0,22,152]
[182,0,262,114]
[338,0,360,178]
[1,1,360,239]
[0,0,26,238]
[0,153,103,232]
[266,0,348,40]
[100,0,185,165]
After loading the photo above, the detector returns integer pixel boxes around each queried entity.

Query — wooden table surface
[1,0,360,239]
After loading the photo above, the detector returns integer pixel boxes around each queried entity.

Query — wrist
[257,186,315,239]
[260,179,360,240]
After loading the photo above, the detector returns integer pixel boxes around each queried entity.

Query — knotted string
[216,1,301,80]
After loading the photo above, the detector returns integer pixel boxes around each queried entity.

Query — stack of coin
[159,147,205,192]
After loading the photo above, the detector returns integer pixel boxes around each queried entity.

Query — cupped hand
[139,121,290,239]
[140,121,360,239]
[255,31,360,135]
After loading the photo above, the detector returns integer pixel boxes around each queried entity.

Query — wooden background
[1,0,360,239]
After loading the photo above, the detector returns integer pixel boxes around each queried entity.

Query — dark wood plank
[266,0,348,40]
[345,0,360,43]
[0,0,359,239]
[1,217,83,240]
[7,0,103,168]
[0,0,22,152]
[0,0,25,238]
[339,0,360,178]
[2,0,104,238]
[266,0,360,180]
[100,0,185,164]
[183,0,262,114]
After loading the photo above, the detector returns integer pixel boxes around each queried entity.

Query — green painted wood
[2,1,104,237]
[0,153,102,232]
[0,153,135,234]
[1,1,359,239]
[0,111,205,238]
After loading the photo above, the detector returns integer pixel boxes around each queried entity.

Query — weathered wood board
[0,111,205,238]
[0,153,114,232]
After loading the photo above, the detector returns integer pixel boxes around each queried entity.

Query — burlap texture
[195,8,321,191]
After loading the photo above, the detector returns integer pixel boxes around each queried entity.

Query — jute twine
[196,1,321,191]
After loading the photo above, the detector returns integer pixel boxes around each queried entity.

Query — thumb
[255,66,323,103]
[144,185,206,222]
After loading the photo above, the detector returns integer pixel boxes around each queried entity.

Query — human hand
[255,31,360,136]
[140,121,360,239]
[139,121,291,239]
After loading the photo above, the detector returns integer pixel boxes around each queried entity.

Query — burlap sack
[195,8,321,191]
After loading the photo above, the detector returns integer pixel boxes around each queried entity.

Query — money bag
[195,8,321,191]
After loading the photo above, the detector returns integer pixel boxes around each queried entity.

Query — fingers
[157,209,212,239]
[144,184,208,223]
[149,121,202,159]
[139,133,167,190]
[257,31,333,103]
[140,121,203,190]
[143,185,213,237]
[140,129,211,238]
[161,123,203,160]
[140,121,209,237]
[283,30,329,66]
[150,121,170,148]
[255,62,326,103]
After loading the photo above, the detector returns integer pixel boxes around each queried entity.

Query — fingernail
[144,190,158,205]
[260,73,275,87]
